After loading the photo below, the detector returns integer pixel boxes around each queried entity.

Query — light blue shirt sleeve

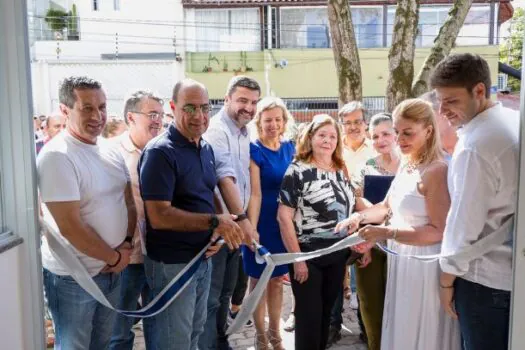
[204,126,236,182]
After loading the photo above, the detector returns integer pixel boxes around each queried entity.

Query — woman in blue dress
[243,96,295,350]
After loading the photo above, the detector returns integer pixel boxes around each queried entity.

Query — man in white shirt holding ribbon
[432,53,518,350]
[38,76,136,349]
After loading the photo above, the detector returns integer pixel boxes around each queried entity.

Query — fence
[210,96,386,123]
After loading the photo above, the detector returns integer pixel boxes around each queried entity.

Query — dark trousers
[455,277,511,350]
[355,248,387,350]
[231,255,249,306]
[290,250,348,350]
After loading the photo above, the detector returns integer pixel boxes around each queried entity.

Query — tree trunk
[411,0,473,97]
[327,0,362,106]
[386,0,419,112]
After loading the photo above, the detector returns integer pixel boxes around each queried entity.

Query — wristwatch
[234,213,248,222]
[209,214,220,231]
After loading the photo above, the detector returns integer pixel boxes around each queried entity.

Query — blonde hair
[295,114,345,170]
[253,96,291,138]
[392,98,442,165]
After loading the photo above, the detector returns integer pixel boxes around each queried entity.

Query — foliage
[500,8,524,91]
[44,8,69,32]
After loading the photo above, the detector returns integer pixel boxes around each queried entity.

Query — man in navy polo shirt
[138,79,244,350]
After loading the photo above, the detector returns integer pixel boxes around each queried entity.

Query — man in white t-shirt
[37,76,136,350]
[432,54,518,350]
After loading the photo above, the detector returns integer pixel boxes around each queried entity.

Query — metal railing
[210,96,386,123]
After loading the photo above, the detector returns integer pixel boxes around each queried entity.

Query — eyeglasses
[340,120,365,127]
[182,104,212,116]
[131,111,164,122]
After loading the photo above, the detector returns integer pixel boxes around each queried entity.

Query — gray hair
[369,112,392,129]
[419,90,439,112]
[226,76,261,96]
[59,76,102,108]
[123,91,164,124]
[338,101,365,121]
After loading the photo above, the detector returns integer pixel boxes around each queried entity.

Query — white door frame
[2,0,525,348]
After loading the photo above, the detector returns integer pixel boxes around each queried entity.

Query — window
[352,7,383,48]
[387,4,491,47]
[114,0,120,11]
[280,7,330,49]
[191,9,261,52]
[280,6,382,49]
[93,0,98,11]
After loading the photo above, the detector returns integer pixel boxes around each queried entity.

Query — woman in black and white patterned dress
[277,114,369,350]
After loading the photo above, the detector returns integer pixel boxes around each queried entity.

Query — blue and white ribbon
[42,211,513,326]
[226,215,514,335]
[42,219,214,318]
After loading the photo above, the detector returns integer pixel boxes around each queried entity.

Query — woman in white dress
[336,98,461,350]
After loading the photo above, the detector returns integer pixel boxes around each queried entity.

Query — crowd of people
[36,52,517,350]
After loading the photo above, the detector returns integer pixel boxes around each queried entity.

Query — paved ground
[132,285,367,350]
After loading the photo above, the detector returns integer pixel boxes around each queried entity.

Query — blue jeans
[199,246,240,350]
[109,263,156,350]
[455,278,511,350]
[43,268,121,350]
[144,255,212,350]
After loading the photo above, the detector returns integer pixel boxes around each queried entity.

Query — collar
[457,102,501,137]
[168,124,204,149]
[218,108,248,137]
[119,131,140,153]
[343,135,372,152]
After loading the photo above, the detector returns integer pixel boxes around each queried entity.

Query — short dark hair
[430,53,491,98]
[171,79,207,103]
[123,91,163,125]
[226,76,261,96]
[59,76,102,108]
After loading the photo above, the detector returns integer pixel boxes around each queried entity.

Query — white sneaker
[350,293,358,310]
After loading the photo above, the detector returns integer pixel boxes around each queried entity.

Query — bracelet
[439,284,454,289]
[390,228,398,240]
[107,250,121,268]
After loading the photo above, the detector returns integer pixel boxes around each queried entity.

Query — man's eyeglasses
[131,111,164,122]
[340,120,365,127]
[182,104,212,116]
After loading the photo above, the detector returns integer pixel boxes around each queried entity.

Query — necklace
[313,159,334,171]
[406,161,421,174]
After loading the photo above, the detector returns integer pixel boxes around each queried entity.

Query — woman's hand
[357,250,372,268]
[358,225,391,243]
[335,213,362,234]
[351,241,374,254]
[293,261,309,284]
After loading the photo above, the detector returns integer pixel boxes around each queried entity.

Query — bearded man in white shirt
[432,53,518,350]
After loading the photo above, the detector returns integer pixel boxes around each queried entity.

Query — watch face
[211,215,220,229]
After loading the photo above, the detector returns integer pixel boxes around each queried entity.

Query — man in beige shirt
[110,91,164,349]
[339,101,376,179]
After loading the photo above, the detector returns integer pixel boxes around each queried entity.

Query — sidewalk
[132,286,367,350]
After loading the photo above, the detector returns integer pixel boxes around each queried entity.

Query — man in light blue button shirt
[200,76,261,350]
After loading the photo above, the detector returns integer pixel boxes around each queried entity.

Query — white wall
[33,0,185,61]
[31,60,185,115]
[0,246,26,350]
